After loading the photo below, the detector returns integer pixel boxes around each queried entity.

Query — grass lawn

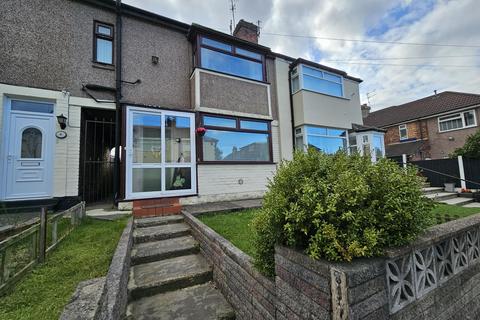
[0,217,128,320]
[199,209,258,257]
[199,204,480,257]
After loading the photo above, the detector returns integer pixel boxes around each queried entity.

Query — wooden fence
[0,202,86,295]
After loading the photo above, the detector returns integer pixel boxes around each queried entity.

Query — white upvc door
[2,105,55,200]
[125,106,196,200]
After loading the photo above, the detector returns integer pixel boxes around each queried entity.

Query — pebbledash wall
[183,210,480,320]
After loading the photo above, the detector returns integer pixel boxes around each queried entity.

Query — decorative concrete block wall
[184,210,480,320]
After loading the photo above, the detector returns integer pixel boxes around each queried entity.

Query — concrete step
[133,223,190,244]
[126,283,235,320]
[439,197,474,206]
[425,192,458,201]
[131,236,199,265]
[135,215,184,228]
[422,187,444,195]
[463,202,480,208]
[128,254,212,300]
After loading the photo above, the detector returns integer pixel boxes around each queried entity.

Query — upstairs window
[399,124,408,140]
[94,21,114,64]
[198,36,265,81]
[291,64,344,98]
[438,110,477,132]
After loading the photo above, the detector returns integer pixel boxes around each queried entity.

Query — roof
[386,140,425,157]
[350,123,386,133]
[364,91,480,128]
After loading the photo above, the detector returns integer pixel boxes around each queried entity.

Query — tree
[451,129,480,159]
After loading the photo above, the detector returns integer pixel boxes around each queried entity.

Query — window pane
[440,118,463,131]
[373,135,384,159]
[303,75,343,97]
[132,168,161,192]
[306,126,327,136]
[97,25,112,36]
[236,48,262,60]
[96,38,113,64]
[307,135,346,154]
[201,47,263,81]
[327,128,346,137]
[240,120,268,131]
[203,130,270,161]
[303,66,323,78]
[21,128,42,158]
[400,128,407,139]
[11,100,53,113]
[165,167,192,191]
[324,72,342,83]
[133,114,161,163]
[203,116,236,128]
[295,136,304,149]
[465,111,475,126]
[202,37,232,51]
[165,116,191,163]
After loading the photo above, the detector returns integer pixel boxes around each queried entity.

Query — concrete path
[126,215,235,320]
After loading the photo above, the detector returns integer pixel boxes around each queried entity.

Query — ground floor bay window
[295,125,347,154]
[125,107,196,199]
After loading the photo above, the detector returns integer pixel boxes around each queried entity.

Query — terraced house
[0,0,382,213]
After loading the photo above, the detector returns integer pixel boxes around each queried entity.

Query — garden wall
[184,210,480,320]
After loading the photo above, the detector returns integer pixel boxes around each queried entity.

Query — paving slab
[463,202,480,208]
[183,198,262,215]
[128,254,212,300]
[60,277,105,320]
[439,197,474,206]
[133,223,190,244]
[131,236,198,265]
[135,215,184,228]
[126,283,235,320]
[425,192,458,201]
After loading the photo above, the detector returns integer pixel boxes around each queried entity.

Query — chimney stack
[233,19,259,43]
[361,103,371,118]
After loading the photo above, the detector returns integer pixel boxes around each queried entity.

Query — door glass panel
[132,168,161,192]
[165,167,192,191]
[21,128,42,158]
[165,116,191,163]
[132,113,161,163]
[12,100,54,113]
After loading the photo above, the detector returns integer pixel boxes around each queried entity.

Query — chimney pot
[361,103,371,118]
[233,19,259,43]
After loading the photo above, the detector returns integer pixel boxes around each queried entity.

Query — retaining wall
[184,209,480,320]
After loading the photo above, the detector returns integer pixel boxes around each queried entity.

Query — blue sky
[124,0,480,110]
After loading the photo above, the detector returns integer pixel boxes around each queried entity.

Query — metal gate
[79,109,116,204]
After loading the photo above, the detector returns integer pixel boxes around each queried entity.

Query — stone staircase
[422,186,475,206]
[126,215,235,320]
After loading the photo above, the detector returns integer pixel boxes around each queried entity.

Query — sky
[123,0,480,111]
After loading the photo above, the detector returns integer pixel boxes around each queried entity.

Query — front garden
[0,217,128,320]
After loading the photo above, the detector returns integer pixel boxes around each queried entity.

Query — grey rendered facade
[0,0,373,208]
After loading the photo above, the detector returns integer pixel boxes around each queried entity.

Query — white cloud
[123,0,480,111]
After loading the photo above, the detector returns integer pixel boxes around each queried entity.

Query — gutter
[114,0,122,205]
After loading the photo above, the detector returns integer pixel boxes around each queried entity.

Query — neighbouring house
[363,91,480,161]
[0,0,382,213]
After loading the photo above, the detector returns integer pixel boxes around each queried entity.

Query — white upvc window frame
[295,125,349,154]
[438,110,477,133]
[291,64,344,98]
[398,124,408,140]
[125,106,196,200]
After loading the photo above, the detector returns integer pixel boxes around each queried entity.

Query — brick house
[0,0,379,213]
[363,91,480,160]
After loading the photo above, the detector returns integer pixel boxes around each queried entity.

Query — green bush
[252,148,433,276]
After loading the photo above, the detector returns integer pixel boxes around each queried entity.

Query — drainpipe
[113,0,122,205]
[287,65,296,153]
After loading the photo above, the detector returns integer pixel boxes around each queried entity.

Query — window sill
[92,62,115,71]
[438,124,477,134]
